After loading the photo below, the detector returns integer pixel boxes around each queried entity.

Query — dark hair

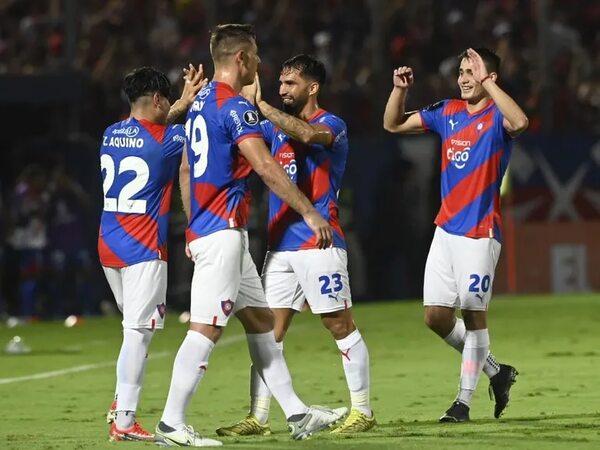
[122,66,171,103]
[210,24,256,62]
[459,48,501,74]
[281,54,326,85]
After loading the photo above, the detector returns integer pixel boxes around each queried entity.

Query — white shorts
[189,229,266,326]
[262,248,352,314]
[103,260,167,329]
[423,227,501,311]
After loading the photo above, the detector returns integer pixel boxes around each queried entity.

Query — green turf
[1,294,599,449]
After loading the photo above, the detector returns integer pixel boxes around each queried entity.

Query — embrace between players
[98,23,528,446]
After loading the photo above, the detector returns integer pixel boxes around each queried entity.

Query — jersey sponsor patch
[243,110,259,125]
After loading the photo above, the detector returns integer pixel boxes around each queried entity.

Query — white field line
[0,332,248,385]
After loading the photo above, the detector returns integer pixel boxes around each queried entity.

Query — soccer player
[100,64,205,441]
[154,25,346,447]
[383,48,528,422]
[216,54,374,437]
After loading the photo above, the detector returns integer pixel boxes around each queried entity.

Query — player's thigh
[290,248,352,314]
[121,260,167,329]
[423,227,460,309]
[452,235,501,311]
[262,251,305,311]
[235,230,270,313]
[103,266,124,312]
[189,229,244,326]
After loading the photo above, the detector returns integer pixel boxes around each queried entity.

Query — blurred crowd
[0,0,598,317]
[1,0,599,133]
[0,161,97,320]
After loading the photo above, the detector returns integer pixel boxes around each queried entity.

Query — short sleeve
[419,100,447,135]
[260,120,275,145]
[163,124,186,158]
[493,108,513,142]
[316,114,347,147]
[222,97,263,144]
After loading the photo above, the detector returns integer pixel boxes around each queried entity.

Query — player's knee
[189,322,223,343]
[273,327,286,342]
[237,306,274,334]
[461,310,487,330]
[321,311,355,340]
[424,308,453,336]
[424,311,438,330]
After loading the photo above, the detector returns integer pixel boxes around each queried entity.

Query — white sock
[246,332,307,419]
[336,329,371,417]
[248,342,278,424]
[444,319,500,379]
[160,330,214,429]
[115,328,153,429]
[457,329,490,406]
[483,352,501,378]
[443,318,466,352]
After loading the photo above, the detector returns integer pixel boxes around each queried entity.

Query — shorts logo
[328,292,340,301]
[156,303,166,319]
[221,299,234,316]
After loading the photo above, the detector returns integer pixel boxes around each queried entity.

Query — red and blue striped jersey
[98,118,185,267]
[261,109,347,251]
[419,99,512,242]
[184,81,262,242]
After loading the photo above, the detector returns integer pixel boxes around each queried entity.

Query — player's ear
[309,81,319,96]
[235,49,246,65]
[152,92,161,107]
[489,72,498,82]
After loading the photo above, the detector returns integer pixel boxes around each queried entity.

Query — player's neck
[213,69,243,93]
[297,101,320,121]
[465,95,492,114]
[129,110,163,125]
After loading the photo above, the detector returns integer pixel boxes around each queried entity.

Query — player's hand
[181,63,208,105]
[303,211,333,249]
[254,73,263,104]
[466,48,489,83]
[393,66,414,88]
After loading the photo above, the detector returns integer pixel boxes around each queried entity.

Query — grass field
[1,294,599,449]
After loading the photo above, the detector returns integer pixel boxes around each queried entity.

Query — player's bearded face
[279,69,310,114]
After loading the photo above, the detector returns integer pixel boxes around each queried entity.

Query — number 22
[101,155,149,214]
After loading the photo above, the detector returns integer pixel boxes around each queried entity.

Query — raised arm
[167,64,208,124]
[254,74,333,146]
[466,48,529,137]
[383,66,425,134]
[238,137,333,248]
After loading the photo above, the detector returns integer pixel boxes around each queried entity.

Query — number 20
[468,274,490,293]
